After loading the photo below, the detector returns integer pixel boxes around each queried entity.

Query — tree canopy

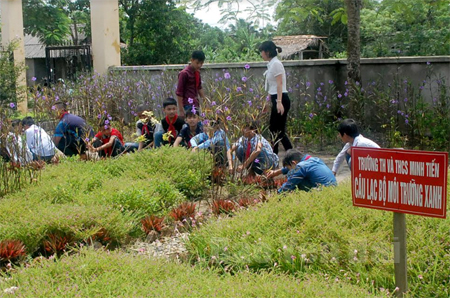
[18,0,450,65]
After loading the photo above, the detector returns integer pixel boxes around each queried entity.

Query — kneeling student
[267,149,337,193]
[88,120,125,157]
[228,121,278,175]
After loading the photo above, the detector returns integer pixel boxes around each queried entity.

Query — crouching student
[88,120,125,157]
[52,102,93,157]
[190,120,231,166]
[332,119,380,175]
[131,106,158,151]
[0,119,33,165]
[267,149,337,193]
[22,116,55,162]
[228,122,278,175]
[154,98,185,147]
[173,111,203,147]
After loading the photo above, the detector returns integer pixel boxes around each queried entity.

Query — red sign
[351,148,448,218]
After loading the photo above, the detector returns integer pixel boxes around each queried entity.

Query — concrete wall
[112,56,450,103]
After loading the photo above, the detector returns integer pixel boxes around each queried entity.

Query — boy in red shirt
[176,50,206,118]
[88,120,125,157]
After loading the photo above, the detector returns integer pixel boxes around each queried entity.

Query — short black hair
[209,119,221,128]
[98,117,111,128]
[11,119,21,128]
[54,101,68,110]
[243,120,259,133]
[22,116,35,127]
[337,119,359,138]
[191,50,205,62]
[185,111,198,119]
[163,97,177,108]
[258,41,282,58]
[283,149,304,168]
[136,105,149,114]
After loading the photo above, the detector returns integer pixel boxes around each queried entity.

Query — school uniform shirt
[264,56,287,95]
[176,65,202,107]
[178,122,203,148]
[332,134,380,173]
[136,120,156,145]
[94,128,124,156]
[24,124,55,157]
[235,134,278,168]
[54,112,88,142]
[279,155,337,193]
[190,129,230,150]
[3,133,33,164]
[161,117,185,134]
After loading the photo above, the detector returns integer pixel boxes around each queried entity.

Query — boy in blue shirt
[190,119,231,166]
[52,102,93,157]
[267,149,337,193]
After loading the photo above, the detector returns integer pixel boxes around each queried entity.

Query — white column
[90,0,121,75]
[1,0,27,114]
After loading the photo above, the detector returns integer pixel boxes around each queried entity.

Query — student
[154,98,185,148]
[259,40,293,155]
[190,120,231,166]
[22,116,55,162]
[332,119,380,175]
[267,149,337,193]
[128,106,158,151]
[173,111,203,148]
[53,102,92,157]
[1,120,33,165]
[88,120,125,158]
[176,50,206,117]
[228,122,278,175]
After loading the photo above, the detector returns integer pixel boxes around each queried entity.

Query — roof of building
[24,34,46,59]
[273,35,327,59]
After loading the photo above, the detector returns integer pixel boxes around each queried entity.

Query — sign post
[351,148,448,297]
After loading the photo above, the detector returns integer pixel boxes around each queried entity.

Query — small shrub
[0,240,26,263]
[42,232,74,255]
[237,197,259,208]
[211,199,235,215]
[169,202,196,222]
[141,215,165,234]
[89,228,112,245]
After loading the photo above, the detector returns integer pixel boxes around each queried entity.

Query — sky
[187,1,277,29]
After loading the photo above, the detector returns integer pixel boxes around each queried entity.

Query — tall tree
[120,0,203,65]
[345,0,362,84]
[275,0,348,55]
[23,0,90,45]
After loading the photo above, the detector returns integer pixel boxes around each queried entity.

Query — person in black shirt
[154,98,185,147]
[174,111,203,148]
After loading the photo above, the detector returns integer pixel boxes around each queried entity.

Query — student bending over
[267,149,337,193]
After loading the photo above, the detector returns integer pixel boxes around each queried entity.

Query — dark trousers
[93,139,124,157]
[57,136,86,157]
[270,93,293,154]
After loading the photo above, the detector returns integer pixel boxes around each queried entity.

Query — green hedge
[0,248,381,297]
[187,180,450,298]
[0,147,212,255]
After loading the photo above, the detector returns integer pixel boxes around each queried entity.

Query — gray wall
[112,56,450,103]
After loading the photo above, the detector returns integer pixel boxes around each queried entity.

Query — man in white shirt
[332,119,380,175]
[22,117,55,162]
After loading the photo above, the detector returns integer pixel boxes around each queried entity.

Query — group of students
[1,44,381,194]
